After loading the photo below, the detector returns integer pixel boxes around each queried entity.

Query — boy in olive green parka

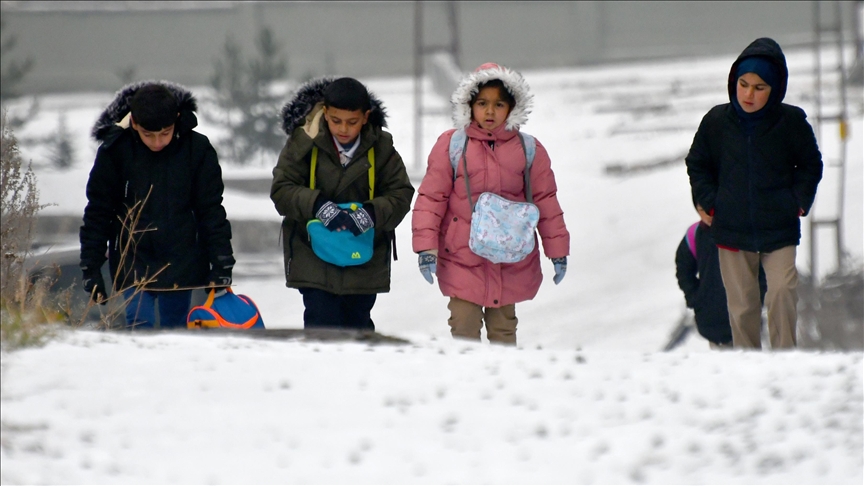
[271,77,414,330]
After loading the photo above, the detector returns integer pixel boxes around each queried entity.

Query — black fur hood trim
[91,80,197,142]
[280,77,387,137]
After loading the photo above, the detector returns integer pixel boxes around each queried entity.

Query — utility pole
[809,0,851,281]
[413,1,461,177]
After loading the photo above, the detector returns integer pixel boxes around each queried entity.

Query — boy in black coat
[80,82,235,328]
[685,38,823,349]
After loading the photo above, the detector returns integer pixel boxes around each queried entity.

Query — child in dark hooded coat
[80,81,234,328]
[685,38,823,349]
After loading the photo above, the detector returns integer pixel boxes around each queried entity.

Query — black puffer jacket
[685,38,823,252]
[80,81,234,291]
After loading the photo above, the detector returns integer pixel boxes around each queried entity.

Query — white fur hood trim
[450,64,533,130]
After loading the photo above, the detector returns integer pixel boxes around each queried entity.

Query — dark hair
[470,79,516,108]
[323,77,371,113]
[130,85,179,131]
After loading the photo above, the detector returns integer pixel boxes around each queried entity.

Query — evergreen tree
[49,112,75,170]
[0,19,38,130]
[208,26,287,165]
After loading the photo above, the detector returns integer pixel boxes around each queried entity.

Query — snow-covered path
[1,330,861,484]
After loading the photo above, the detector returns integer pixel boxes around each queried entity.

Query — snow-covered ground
[2,331,862,484]
[1,47,862,483]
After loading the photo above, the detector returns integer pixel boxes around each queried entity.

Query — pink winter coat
[412,122,570,308]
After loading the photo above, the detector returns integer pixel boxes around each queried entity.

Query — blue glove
[418,251,437,284]
[346,206,375,236]
[552,257,567,285]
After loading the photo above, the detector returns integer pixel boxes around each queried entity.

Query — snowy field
[1,47,863,483]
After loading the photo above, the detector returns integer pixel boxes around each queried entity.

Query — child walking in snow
[685,38,822,349]
[412,63,570,345]
[271,77,414,330]
[80,81,235,328]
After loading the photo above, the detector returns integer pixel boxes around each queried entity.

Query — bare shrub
[0,110,54,349]
[73,188,169,330]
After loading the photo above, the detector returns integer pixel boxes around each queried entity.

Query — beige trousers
[447,297,518,345]
[718,245,798,349]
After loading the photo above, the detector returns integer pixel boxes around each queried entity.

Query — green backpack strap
[367,147,375,199]
[310,146,375,199]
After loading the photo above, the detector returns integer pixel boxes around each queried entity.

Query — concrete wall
[0,1,856,94]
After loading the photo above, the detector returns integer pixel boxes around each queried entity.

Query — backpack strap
[367,147,375,200]
[311,146,375,199]
[449,128,468,180]
[517,133,534,204]
[449,128,536,179]
[685,222,699,259]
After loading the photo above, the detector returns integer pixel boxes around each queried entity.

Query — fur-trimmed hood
[280,77,387,139]
[91,80,198,143]
[450,63,533,131]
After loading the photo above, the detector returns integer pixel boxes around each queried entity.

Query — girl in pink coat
[412,63,570,345]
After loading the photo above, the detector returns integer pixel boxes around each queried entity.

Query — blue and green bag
[307,202,374,266]
[306,146,376,267]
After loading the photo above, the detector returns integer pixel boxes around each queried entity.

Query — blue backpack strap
[685,222,699,259]
[449,128,536,179]
[520,132,536,168]
[449,127,468,180]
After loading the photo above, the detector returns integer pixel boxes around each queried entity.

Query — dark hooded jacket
[685,38,823,252]
[270,78,415,294]
[80,81,234,291]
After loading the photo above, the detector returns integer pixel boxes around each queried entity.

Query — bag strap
[202,287,235,308]
[686,222,699,259]
[310,146,375,199]
[452,128,535,212]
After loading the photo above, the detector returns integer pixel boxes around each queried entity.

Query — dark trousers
[299,288,376,331]
[123,289,192,329]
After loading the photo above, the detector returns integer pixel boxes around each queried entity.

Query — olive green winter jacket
[270,111,414,294]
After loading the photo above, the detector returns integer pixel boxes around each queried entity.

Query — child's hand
[552,257,567,285]
[418,251,437,284]
[316,200,353,232]
[346,207,375,236]
[696,204,713,226]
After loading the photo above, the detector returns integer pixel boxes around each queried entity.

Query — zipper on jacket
[746,135,759,250]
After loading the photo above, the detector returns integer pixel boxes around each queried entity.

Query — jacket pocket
[442,215,483,267]
[763,189,799,229]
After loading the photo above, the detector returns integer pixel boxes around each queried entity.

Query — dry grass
[0,110,54,349]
